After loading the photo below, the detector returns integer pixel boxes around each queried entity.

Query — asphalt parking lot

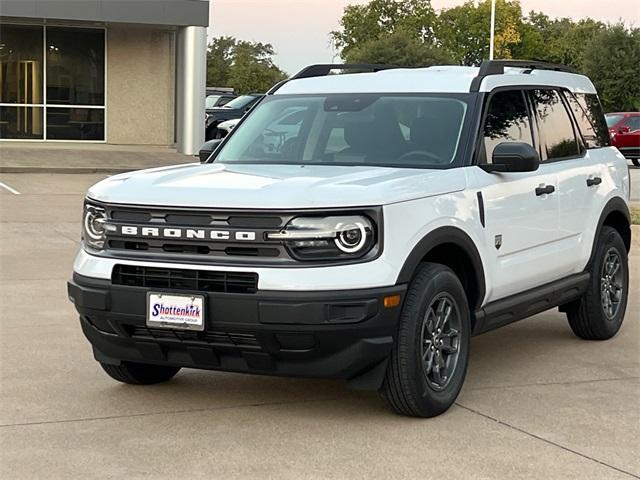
[1,171,639,479]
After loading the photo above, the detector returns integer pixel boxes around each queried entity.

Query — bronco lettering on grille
[119,226,256,241]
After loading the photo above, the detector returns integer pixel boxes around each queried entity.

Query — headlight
[83,204,107,250]
[267,215,375,260]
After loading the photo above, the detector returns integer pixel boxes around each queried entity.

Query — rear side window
[625,116,640,131]
[482,90,534,162]
[564,93,604,149]
[569,93,610,147]
[530,89,580,160]
[606,114,624,127]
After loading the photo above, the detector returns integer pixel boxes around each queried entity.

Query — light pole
[489,0,496,60]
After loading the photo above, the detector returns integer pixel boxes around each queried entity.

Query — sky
[208,0,640,74]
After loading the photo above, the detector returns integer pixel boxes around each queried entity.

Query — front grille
[112,265,258,294]
[103,205,289,261]
[128,325,261,347]
[108,207,284,228]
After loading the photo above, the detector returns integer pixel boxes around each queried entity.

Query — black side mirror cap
[199,139,223,163]
[479,142,540,173]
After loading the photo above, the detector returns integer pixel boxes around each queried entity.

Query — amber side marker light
[383,294,401,308]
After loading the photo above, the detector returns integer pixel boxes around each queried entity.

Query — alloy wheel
[420,293,462,391]
[600,247,624,320]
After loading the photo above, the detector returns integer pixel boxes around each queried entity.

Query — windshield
[605,114,624,127]
[215,94,470,168]
[205,95,221,109]
[223,95,258,109]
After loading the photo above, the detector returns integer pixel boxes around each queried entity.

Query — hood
[88,163,466,209]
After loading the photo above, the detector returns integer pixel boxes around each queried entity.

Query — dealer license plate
[147,292,205,331]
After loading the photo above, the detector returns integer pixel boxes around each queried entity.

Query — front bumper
[619,147,640,160]
[73,249,400,291]
[68,273,405,390]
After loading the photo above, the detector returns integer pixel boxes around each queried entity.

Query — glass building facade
[0,24,105,141]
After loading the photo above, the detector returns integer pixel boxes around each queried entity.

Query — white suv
[68,61,632,417]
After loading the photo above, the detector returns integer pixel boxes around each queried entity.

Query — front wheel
[380,263,471,417]
[632,159,640,167]
[565,226,629,340]
[100,361,181,385]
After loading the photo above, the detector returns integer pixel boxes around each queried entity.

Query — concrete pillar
[176,26,207,155]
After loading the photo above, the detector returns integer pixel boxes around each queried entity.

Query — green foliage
[345,28,454,66]
[332,0,438,61]
[206,36,235,87]
[331,0,640,112]
[580,25,640,112]
[436,0,524,65]
[206,37,287,94]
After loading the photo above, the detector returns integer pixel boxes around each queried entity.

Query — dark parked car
[205,94,263,140]
[606,112,640,166]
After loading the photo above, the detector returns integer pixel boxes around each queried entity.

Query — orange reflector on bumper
[383,294,401,308]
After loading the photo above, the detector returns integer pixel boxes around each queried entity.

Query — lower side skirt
[473,272,590,335]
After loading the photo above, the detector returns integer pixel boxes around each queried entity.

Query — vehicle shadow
[100,310,611,420]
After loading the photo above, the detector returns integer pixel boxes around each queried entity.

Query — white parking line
[0,180,21,195]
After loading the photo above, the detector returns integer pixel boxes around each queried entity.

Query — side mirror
[199,139,222,163]
[618,126,631,134]
[479,142,540,173]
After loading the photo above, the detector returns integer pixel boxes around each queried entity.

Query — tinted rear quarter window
[571,93,610,147]
[564,93,601,149]
[483,90,534,162]
[530,89,580,160]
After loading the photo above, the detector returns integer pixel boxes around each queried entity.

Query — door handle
[535,185,555,196]
[586,177,602,187]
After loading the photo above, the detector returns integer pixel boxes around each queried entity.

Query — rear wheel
[566,226,629,340]
[100,361,181,385]
[380,263,471,417]
[632,159,640,167]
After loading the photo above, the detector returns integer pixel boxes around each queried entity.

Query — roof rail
[291,64,401,80]
[470,59,575,92]
[267,63,403,95]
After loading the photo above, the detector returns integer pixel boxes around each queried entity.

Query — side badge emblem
[495,234,502,250]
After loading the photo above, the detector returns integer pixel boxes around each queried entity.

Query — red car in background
[606,112,640,166]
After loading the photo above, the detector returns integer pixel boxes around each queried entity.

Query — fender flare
[586,196,631,267]
[396,226,486,310]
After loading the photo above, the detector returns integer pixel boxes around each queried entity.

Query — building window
[0,24,105,141]
[0,25,44,139]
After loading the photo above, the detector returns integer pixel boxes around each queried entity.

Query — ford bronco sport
[68,61,632,417]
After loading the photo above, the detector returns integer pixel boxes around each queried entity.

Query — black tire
[100,361,181,385]
[566,226,629,340]
[380,263,471,417]
[632,159,640,167]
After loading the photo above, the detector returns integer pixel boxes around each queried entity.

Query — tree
[513,14,605,67]
[333,0,524,67]
[341,28,453,66]
[580,25,640,112]
[206,36,236,87]
[206,37,287,94]
[331,0,438,60]
[330,0,638,111]
[435,0,524,65]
